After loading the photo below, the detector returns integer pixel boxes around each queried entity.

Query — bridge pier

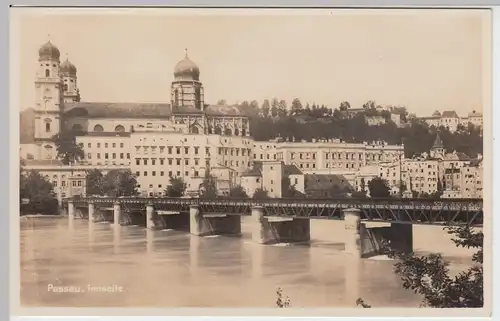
[251,206,310,245]
[343,208,363,257]
[344,208,414,258]
[189,205,241,237]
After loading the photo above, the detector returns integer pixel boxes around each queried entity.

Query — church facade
[27,40,251,162]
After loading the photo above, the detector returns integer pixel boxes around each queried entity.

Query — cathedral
[26,40,251,160]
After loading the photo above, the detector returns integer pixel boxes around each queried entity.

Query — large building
[418,110,483,133]
[253,138,404,174]
[21,41,252,161]
[20,40,254,198]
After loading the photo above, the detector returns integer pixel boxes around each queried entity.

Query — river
[20,217,476,308]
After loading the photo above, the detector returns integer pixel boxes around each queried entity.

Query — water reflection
[19,217,475,308]
[113,224,121,254]
[88,219,95,248]
[344,256,361,307]
[189,235,200,277]
[146,229,154,254]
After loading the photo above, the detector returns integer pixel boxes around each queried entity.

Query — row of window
[52,180,83,187]
[86,153,131,160]
[135,146,207,155]
[135,158,203,166]
[136,170,199,178]
[83,142,126,149]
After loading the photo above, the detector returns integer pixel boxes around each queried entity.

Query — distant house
[240,161,303,197]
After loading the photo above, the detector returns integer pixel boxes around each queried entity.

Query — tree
[253,188,269,199]
[249,100,260,116]
[360,177,367,195]
[229,185,248,198]
[387,225,483,308]
[282,176,304,198]
[291,98,303,115]
[20,170,59,215]
[85,169,105,196]
[20,159,27,202]
[217,99,227,105]
[278,99,288,117]
[368,177,391,198]
[261,99,271,118]
[271,98,279,117]
[362,100,376,110]
[165,177,186,197]
[200,174,218,199]
[52,131,85,165]
[339,101,351,111]
[102,169,138,197]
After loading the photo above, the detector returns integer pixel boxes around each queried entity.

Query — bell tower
[33,39,63,160]
[171,49,205,110]
[60,54,80,103]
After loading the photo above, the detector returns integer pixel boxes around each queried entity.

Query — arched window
[45,122,51,132]
[207,127,212,134]
[63,84,68,91]
[114,125,125,133]
[93,124,104,132]
[224,128,232,136]
[242,128,247,136]
[191,126,199,134]
[45,69,50,77]
[72,124,83,133]
[234,128,240,136]
[214,127,222,135]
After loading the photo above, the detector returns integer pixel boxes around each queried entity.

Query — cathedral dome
[174,50,200,80]
[60,58,77,76]
[38,41,61,61]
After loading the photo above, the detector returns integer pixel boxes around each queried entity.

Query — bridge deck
[65,197,483,226]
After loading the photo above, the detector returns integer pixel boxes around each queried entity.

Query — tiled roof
[171,104,203,114]
[64,102,173,118]
[432,134,444,149]
[205,105,249,117]
[469,158,483,166]
[441,111,459,118]
[284,164,302,175]
[63,102,250,118]
[305,174,353,191]
[456,152,471,161]
[76,132,131,137]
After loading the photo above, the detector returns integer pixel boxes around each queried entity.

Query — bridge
[63,196,483,259]
[65,197,483,226]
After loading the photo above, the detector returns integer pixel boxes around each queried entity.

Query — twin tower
[33,40,206,144]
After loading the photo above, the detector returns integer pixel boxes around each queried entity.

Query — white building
[19,40,255,198]
[240,161,303,198]
[419,110,483,132]
[253,138,404,174]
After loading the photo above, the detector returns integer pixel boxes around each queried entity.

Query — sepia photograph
[12,7,490,315]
